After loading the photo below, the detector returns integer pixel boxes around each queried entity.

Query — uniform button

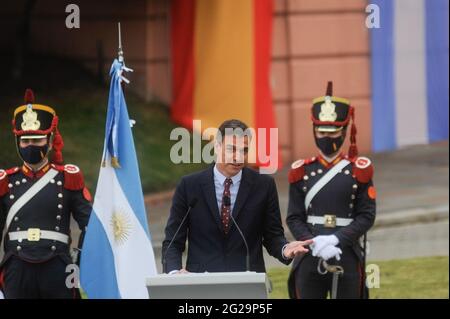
[14,216,19,222]
[57,181,62,186]
[351,194,356,200]
[304,175,309,181]
[349,203,354,209]
[17,246,22,251]
[8,183,13,188]
[15,181,20,186]
[56,215,62,220]
[51,246,56,251]
[55,226,60,232]
[16,227,20,231]
[50,179,55,184]
[22,178,27,183]
[9,195,14,200]
[58,204,63,209]
[317,169,323,174]
[58,193,63,198]
[311,172,316,177]
[344,170,350,175]
[303,186,307,192]
[309,204,312,208]
[352,184,358,190]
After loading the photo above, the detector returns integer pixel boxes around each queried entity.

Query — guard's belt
[307,215,353,228]
[9,229,69,244]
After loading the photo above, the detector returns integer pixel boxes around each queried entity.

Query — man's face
[18,137,51,166]
[314,128,343,139]
[313,127,346,156]
[215,135,249,177]
[19,137,48,148]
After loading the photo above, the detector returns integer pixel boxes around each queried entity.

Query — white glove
[311,235,339,257]
[0,290,4,299]
[317,245,342,261]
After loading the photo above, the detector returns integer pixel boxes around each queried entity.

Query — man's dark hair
[216,119,251,142]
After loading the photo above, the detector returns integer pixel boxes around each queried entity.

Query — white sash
[5,168,59,231]
[304,159,350,211]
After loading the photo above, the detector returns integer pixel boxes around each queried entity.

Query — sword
[318,259,344,299]
[361,233,369,299]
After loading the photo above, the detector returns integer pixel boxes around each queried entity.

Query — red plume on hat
[325,81,358,159]
[24,88,35,104]
[348,107,358,160]
[52,122,64,165]
[326,81,333,96]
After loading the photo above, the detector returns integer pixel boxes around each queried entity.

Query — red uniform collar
[317,153,346,169]
[21,162,51,179]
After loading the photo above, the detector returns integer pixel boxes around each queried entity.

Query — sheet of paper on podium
[146,272,271,299]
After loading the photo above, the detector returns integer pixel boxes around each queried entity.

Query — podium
[146,272,271,299]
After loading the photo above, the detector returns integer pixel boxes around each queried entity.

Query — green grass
[267,256,449,299]
[0,55,205,193]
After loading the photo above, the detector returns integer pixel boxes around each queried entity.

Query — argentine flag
[80,59,157,298]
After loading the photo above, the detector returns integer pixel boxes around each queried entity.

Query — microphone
[163,197,198,274]
[224,196,250,272]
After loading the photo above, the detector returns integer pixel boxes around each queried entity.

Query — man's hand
[283,239,313,259]
[311,235,339,257]
[317,245,342,261]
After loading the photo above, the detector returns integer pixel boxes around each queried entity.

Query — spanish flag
[171,0,279,168]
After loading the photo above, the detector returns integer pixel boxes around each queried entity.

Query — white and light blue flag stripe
[371,0,449,151]
[80,59,157,299]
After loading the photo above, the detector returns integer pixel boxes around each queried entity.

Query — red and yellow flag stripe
[171,0,278,166]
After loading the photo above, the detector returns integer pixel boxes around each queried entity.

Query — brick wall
[1,0,372,163]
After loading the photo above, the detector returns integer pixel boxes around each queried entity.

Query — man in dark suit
[162,119,311,274]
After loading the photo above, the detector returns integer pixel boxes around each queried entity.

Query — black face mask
[19,144,49,165]
[315,135,345,156]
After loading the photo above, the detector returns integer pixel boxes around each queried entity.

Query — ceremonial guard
[287,82,376,299]
[0,89,92,298]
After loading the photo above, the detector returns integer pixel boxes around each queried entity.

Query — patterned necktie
[221,178,233,234]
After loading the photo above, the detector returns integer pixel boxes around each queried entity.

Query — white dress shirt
[213,165,242,215]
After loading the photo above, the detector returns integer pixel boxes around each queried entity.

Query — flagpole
[110,21,124,169]
[118,22,124,62]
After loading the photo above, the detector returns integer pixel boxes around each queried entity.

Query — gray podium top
[146,272,270,299]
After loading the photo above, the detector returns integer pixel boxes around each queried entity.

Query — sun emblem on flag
[110,211,132,245]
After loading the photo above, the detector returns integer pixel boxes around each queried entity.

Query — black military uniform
[286,82,376,299]
[0,89,92,299]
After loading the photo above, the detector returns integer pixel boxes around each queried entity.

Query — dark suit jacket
[162,165,290,273]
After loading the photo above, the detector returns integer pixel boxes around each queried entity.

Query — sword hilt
[318,259,344,275]
[317,259,344,299]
